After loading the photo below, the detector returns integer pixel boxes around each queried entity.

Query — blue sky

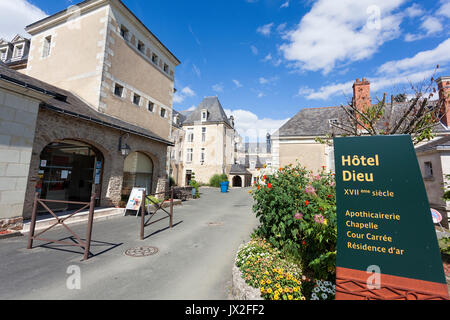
[1,0,450,141]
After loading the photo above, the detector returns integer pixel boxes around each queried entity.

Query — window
[114,83,124,97]
[0,49,6,61]
[43,36,52,58]
[187,128,194,142]
[152,53,158,64]
[186,148,193,163]
[163,63,169,73]
[148,101,154,112]
[202,127,206,142]
[120,25,129,40]
[137,40,145,53]
[133,93,141,106]
[201,110,208,121]
[14,45,23,58]
[160,108,166,118]
[424,162,433,178]
[201,148,206,164]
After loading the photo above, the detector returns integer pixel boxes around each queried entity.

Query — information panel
[333,135,449,300]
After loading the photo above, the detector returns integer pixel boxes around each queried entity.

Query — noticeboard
[333,135,449,300]
[126,187,146,212]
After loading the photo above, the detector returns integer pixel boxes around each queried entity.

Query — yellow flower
[301,296,306,300]
[260,280,265,285]
[288,295,293,300]
[264,271,269,275]
[260,287,265,293]
[284,288,290,293]
[293,287,298,293]
[274,294,279,300]
[267,288,273,294]
[266,279,272,285]
[324,219,328,225]
[275,283,281,289]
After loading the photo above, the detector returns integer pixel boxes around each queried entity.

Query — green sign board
[334,135,448,299]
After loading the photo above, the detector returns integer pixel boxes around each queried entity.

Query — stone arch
[232,175,243,188]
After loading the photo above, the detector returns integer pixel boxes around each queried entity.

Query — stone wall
[22,108,169,219]
[0,89,39,230]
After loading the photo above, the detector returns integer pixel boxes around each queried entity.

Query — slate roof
[229,164,252,175]
[0,64,173,146]
[172,109,187,128]
[276,101,449,137]
[183,96,232,127]
[415,135,450,153]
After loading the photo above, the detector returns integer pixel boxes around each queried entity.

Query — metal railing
[27,193,95,261]
[140,188,174,240]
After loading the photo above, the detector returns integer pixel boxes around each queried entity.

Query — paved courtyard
[0,187,260,300]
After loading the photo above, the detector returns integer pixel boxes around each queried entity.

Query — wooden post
[140,190,146,240]
[27,193,39,250]
[83,195,96,261]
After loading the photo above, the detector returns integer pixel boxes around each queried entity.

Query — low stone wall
[231,245,263,300]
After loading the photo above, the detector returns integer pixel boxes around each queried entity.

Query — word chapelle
[341,155,380,182]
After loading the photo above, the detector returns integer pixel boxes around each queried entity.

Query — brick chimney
[437,76,450,127]
[352,78,371,112]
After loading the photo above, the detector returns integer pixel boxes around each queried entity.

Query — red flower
[302,241,307,246]
[263,175,267,180]
[328,195,333,198]
[305,200,309,206]
[257,185,261,190]
[267,183,272,189]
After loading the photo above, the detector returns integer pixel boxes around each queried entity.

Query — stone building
[171,96,236,186]
[235,134,273,186]
[0,35,31,71]
[0,0,179,231]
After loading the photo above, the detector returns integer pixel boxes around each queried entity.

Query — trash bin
[220,181,229,193]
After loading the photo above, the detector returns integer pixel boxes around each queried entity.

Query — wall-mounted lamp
[119,133,131,157]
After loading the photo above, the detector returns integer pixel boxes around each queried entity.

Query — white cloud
[259,76,279,85]
[405,3,424,18]
[259,77,269,84]
[232,79,243,88]
[437,1,450,18]
[250,45,259,55]
[192,64,201,78]
[257,92,266,98]
[280,1,289,9]
[262,53,272,62]
[280,0,405,74]
[297,38,450,101]
[0,0,47,40]
[378,38,450,74]
[186,105,197,111]
[173,86,196,104]
[212,83,224,93]
[421,16,443,35]
[224,108,289,142]
[257,23,274,36]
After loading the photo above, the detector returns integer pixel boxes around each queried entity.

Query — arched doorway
[232,176,242,187]
[36,140,104,211]
[122,152,154,200]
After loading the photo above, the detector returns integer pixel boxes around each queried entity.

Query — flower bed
[235,237,335,300]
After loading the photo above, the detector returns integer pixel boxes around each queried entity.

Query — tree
[320,66,446,145]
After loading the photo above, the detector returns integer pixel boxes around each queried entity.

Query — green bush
[189,179,200,199]
[209,174,229,188]
[251,163,337,281]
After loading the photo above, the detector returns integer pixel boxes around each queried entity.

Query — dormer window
[13,44,23,58]
[201,109,208,122]
[0,49,7,61]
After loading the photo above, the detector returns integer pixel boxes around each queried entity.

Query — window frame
[42,35,52,58]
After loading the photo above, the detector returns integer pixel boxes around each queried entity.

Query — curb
[0,231,23,240]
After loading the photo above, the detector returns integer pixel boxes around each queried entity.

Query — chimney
[437,76,450,127]
[352,78,371,112]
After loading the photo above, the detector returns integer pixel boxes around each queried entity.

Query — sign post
[334,135,449,300]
